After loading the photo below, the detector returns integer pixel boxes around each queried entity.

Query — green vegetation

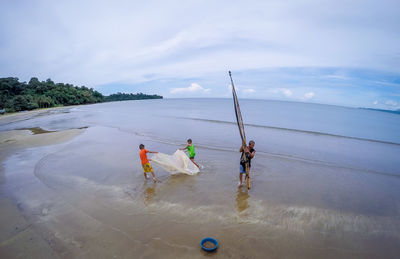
[0,77,103,112]
[104,92,162,102]
[0,77,163,113]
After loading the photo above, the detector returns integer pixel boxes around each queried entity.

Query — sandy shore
[0,124,83,258]
[1,103,399,258]
[0,106,73,124]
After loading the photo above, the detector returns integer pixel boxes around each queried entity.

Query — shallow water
[1,99,400,258]
[2,99,399,174]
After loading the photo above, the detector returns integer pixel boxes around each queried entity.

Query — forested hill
[0,77,163,113]
[104,92,162,102]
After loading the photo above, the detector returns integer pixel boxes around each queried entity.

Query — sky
[1,0,399,109]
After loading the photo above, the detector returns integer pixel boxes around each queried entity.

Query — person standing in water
[238,140,255,187]
[180,139,200,168]
[139,144,158,182]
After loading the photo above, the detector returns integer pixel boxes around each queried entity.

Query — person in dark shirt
[238,140,255,187]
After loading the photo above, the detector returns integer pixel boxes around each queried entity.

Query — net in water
[150,150,199,175]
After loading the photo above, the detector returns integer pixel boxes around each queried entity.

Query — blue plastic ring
[200,237,218,252]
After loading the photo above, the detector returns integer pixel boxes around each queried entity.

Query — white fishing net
[150,150,199,175]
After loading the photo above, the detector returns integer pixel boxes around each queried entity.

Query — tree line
[104,92,162,102]
[0,77,163,113]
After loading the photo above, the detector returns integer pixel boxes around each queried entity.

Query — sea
[2,98,399,174]
[1,98,400,258]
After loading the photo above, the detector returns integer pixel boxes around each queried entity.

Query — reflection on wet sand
[19,127,55,134]
[144,182,156,204]
[235,188,249,213]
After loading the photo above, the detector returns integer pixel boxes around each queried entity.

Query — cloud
[242,88,255,94]
[0,1,399,107]
[282,89,293,97]
[304,92,315,99]
[1,0,399,89]
[226,84,255,96]
[385,100,398,106]
[170,83,210,94]
[272,88,293,97]
[373,100,378,105]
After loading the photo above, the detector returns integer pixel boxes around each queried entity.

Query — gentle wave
[135,130,400,179]
[171,116,400,146]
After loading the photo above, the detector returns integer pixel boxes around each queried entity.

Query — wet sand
[0,109,84,258]
[1,109,400,258]
[0,127,83,258]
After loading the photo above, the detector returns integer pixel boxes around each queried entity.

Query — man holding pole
[238,140,255,187]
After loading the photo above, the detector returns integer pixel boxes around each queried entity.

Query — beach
[1,100,400,258]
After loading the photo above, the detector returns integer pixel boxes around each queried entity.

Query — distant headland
[0,77,162,114]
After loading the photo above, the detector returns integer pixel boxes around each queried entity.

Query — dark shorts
[240,164,251,174]
[240,164,246,174]
[190,156,195,159]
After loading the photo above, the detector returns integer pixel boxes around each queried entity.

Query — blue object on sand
[200,237,218,252]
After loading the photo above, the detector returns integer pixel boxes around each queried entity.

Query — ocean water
[3,98,400,175]
[2,99,400,258]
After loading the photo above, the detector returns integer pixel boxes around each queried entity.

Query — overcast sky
[1,0,399,109]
